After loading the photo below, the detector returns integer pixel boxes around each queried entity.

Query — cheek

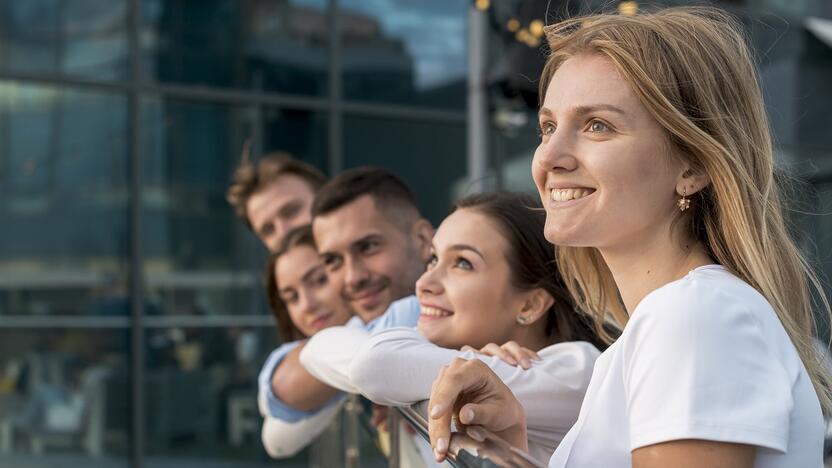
[446,276,510,336]
[319,286,341,310]
[286,307,308,332]
[531,148,547,191]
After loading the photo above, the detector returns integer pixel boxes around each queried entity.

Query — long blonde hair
[540,7,832,412]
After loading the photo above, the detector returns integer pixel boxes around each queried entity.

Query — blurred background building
[0,0,829,467]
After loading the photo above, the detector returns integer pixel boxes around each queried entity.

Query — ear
[516,288,555,326]
[675,164,710,197]
[411,218,435,263]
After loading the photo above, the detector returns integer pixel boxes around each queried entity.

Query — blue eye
[588,120,610,133]
[537,121,556,138]
[455,257,473,270]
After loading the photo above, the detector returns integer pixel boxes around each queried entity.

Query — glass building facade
[0,1,829,467]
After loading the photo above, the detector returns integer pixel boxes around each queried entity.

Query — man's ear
[516,288,555,326]
[411,218,434,263]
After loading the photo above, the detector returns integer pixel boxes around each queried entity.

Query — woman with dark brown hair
[256,225,353,458]
[302,191,604,463]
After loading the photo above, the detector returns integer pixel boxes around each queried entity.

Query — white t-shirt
[549,265,824,468]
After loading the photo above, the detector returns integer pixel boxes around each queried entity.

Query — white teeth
[550,188,594,202]
[421,306,452,317]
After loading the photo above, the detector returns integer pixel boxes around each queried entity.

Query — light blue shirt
[258,295,421,421]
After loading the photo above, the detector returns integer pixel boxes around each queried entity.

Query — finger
[483,343,518,366]
[460,345,476,353]
[429,359,494,461]
[428,365,454,462]
[503,341,530,369]
[457,401,518,434]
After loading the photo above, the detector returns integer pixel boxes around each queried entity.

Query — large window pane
[0,82,128,317]
[141,97,327,317]
[0,0,128,81]
[340,0,467,110]
[142,0,329,96]
[343,117,465,225]
[0,328,129,467]
[143,326,281,466]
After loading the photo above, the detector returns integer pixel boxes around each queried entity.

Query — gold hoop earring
[678,188,691,212]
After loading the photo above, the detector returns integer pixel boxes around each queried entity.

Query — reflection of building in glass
[0,1,467,466]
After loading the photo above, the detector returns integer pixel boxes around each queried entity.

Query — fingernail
[521,359,531,369]
[436,437,448,453]
[467,426,485,442]
[507,357,518,366]
[430,404,443,418]
[434,448,442,461]
[460,407,475,424]
[533,355,543,361]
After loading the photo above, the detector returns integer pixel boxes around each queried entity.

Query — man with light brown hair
[227,149,326,251]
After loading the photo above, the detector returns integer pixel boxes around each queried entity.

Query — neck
[599,219,713,315]
[509,322,553,352]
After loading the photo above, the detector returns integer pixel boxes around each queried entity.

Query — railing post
[387,409,401,468]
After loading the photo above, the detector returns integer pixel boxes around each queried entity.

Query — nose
[534,127,579,173]
[344,256,371,290]
[274,220,292,248]
[415,265,443,298]
[297,289,320,316]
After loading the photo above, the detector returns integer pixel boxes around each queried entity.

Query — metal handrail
[395,404,546,468]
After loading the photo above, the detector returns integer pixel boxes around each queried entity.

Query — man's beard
[342,276,392,303]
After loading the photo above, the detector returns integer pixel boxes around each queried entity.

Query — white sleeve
[349,327,598,437]
[622,280,794,452]
[260,399,343,458]
[299,325,370,394]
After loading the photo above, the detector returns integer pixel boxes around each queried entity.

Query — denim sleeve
[257,341,344,422]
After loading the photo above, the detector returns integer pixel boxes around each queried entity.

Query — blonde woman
[427,7,830,468]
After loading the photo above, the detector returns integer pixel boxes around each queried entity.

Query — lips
[346,281,388,304]
[309,312,333,331]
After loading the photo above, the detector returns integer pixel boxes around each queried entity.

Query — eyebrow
[447,244,486,262]
[277,199,303,217]
[351,233,383,249]
[538,104,627,118]
[301,265,324,283]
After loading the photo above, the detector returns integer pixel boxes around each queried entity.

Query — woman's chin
[544,223,592,247]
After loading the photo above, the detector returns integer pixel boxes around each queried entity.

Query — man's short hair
[227,151,327,230]
[311,167,421,228]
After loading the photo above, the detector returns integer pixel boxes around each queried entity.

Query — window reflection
[0,328,129,465]
[343,117,465,225]
[0,0,128,80]
[141,97,327,316]
[0,82,128,317]
[340,0,467,109]
[142,0,329,95]
[143,326,278,462]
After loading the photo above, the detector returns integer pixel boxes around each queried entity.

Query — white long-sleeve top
[302,325,600,463]
[300,325,372,393]
[258,396,343,458]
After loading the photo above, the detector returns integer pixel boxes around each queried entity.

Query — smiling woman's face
[275,245,353,337]
[532,53,685,250]
[415,208,524,350]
